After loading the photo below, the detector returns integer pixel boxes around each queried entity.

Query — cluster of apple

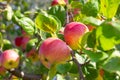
[0,1,90,76]
[39,22,89,69]
[0,0,94,78]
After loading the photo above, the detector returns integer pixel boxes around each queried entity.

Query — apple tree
[0,0,120,80]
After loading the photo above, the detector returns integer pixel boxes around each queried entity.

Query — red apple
[26,48,39,62]
[73,8,80,15]
[21,36,30,50]
[1,50,20,69]
[14,36,23,47]
[0,66,6,75]
[39,38,70,69]
[64,22,89,50]
[86,24,96,31]
[0,55,6,75]
[51,0,67,6]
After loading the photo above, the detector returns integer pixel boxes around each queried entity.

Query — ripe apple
[14,36,23,47]
[1,50,20,69]
[21,36,30,50]
[39,38,70,69]
[0,66,6,75]
[51,0,67,6]
[86,24,96,31]
[0,55,6,75]
[64,22,89,50]
[26,48,39,62]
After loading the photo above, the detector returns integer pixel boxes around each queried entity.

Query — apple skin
[39,38,70,69]
[26,48,39,62]
[86,24,96,31]
[21,36,30,50]
[0,55,6,75]
[0,66,6,75]
[1,50,20,69]
[64,22,89,50]
[51,0,67,6]
[14,36,23,47]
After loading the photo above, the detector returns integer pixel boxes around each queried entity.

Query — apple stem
[70,50,85,80]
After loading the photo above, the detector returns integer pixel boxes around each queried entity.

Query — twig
[8,68,42,80]
[70,50,85,80]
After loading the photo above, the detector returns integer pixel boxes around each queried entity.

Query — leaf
[47,64,57,80]
[0,32,3,48]
[26,38,38,52]
[87,30,97,48]
[83,49,108,62]
[81,32,91,49]
[2,39,12,51]
[48,5,66,26]
[100,0,120,19]
[18,17,35,35]
[4,5,13,20]
[102,50,120,72]
[70,1,82,9]
[82,17,103,26]
[96,21,120,50]
[56,63,71,74]
[35,12,60,35]
[81,0,99,17]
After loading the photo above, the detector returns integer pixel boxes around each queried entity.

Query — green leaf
[81,0,99,17]
[26,38,38,52]
[2,39,12,51]
[100,0,120,19]
[70,1,82,9]
[18,17,35,35]
[116,5,120,19]
[48,5,66,26]
[81,32,90,49]
[102,50,120,72]
[4,5,13,20]
[35,12,60,35]
[83,49,108,62]
[0,32,3,48]
[47,64,57,80]
[82,17,103,26]
[56,63,71,74]
[96,21,120,50]
[87,30,96,48]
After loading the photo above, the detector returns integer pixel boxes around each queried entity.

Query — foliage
[0,0,120,80]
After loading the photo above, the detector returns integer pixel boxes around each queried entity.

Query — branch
[70,50,85,80]
[0,2,7,8]
[8,69,42,80]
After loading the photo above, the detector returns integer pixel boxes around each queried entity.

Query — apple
[0,66,6,75]
[73,8,80,15]
[1,50,20,69]
[99,69,104,77]
[39,38,70,69]
[51,0,67,6]
[21,36,30,50]
[64,22,89,50]
[86,24,96,31]
[0,55,6,75]
[26,48,39,62]
[14,36,23,47]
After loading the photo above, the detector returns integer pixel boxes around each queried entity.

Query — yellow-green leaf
[100,0,120,19]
